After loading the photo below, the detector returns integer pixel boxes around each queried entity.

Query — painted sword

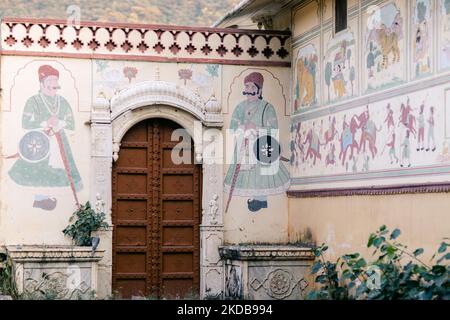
[53,129,80,208]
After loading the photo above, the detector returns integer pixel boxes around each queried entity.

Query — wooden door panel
[162,175,194,194]
[116,200,147,221]
[162,200,194,220]
[116,173,148,194]
[162,227,194,246]
[115,253,147,274]
[122,121,148,142]
[116,148,148,168]
[115,279,146,298]
[116,227,147,246]
[162,279,193,298]
[162,148,193,168]
[112,118,200,299]
[162,253,194,273]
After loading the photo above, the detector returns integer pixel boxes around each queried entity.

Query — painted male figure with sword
[8,65,82,208]
[224,72,290,213]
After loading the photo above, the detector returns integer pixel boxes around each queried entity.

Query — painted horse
[359,119,381,159]
[304,128,322,165]
[339,116,359,166]
[323,117,338,146]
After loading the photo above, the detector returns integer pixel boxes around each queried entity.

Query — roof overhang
[213,0,299,29]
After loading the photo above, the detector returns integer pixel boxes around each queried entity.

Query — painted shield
[19,130,50,162]
[253,135,281,164]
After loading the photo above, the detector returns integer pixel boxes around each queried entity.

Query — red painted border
[287,182,450,198]
[0,50,291,67]
[1,17,291,36]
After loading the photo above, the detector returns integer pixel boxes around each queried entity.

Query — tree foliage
[308,226,449,300]
[0,0,240,26]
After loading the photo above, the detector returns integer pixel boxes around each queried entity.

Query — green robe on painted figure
[224,99,290,199]
[8,92,83,191]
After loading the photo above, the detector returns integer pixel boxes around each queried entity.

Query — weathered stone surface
[220,245,314,300]
[6,245,104,300]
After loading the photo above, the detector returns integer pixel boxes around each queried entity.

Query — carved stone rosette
[6,245,104,300]
[219,245,315,300]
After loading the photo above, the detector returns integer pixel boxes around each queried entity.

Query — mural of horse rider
[8,65,82,208]
[224,72,290,213]
[339,114,359,166]
[357,105,380,159]
[304,122,322,165]
[399,98,417,138]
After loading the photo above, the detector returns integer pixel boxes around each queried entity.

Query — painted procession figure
[224,72,290,213]
[8,65,82,208]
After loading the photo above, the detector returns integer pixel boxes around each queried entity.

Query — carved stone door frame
[90,81,225,299]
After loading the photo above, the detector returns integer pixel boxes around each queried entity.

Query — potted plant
[62,202,109,248]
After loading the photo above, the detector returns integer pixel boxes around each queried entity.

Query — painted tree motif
[413,0,432,77]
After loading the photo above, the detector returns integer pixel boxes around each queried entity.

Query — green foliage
[0,254,18,298]
[308,226,450,300]
[0,0,240,26]
[62,202,109,246]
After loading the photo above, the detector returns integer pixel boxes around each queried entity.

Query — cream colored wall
[293,1,320,36]
[289,194,450,261]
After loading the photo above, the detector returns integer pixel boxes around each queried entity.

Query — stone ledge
[219,245,315,261]
[6,245,104,263]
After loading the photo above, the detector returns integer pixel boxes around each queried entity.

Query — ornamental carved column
[90,95,113,298]
[200,95,225,299]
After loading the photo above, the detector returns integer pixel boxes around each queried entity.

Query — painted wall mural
[4,64,82,209]
[413,0,433,78]
[224,71,290,213]
[294,44,319,111]
[440,0,450,70]
[323,30,357,104]
[93,60,221,104]
[364,2,405,93]
[290,84,450,189]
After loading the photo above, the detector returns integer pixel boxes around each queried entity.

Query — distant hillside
[0,0,240,26]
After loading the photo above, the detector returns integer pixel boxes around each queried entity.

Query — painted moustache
[243,91,257,96]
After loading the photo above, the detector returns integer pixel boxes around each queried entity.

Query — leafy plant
[0,254,18,298]
[308,226,449,300]
[62,202,109,246]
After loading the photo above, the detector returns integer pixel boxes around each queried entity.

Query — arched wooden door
[112,118,201,299]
